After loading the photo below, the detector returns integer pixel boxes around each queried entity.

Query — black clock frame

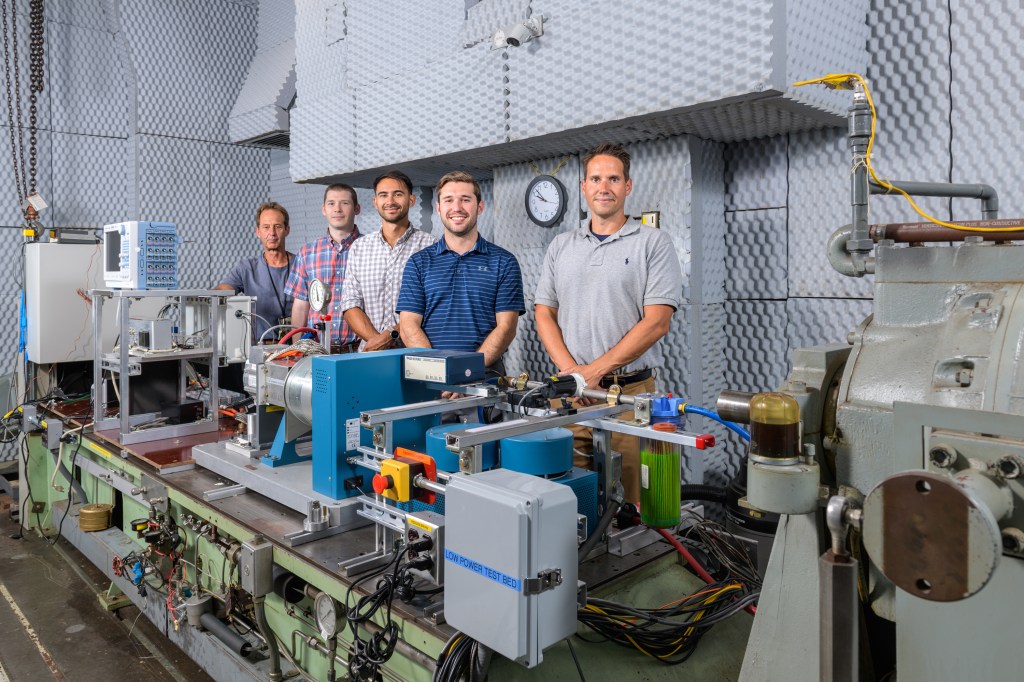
[525,174,568,228]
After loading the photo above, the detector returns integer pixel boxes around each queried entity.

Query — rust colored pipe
[870,219,1024,243]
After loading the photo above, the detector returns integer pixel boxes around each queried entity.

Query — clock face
[308,278,331,313]
[525,175,567,228]
[314,592,338,639]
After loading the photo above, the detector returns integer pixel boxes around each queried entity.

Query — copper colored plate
[866,471,999,602]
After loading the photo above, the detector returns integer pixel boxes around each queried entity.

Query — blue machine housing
[311,349,438,499]
[307,351,601,535]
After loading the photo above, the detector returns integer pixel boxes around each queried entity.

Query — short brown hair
[435,171,481,202]
[374,170,413,194]
[582,142,631,181]
[256,201,289,227]
[323,183,359,206]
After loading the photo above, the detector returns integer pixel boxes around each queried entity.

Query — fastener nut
[929,445,958,469]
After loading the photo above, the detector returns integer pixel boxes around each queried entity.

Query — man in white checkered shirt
[341,170,438,351]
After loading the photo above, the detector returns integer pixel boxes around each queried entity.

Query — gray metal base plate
[191,441,368,546]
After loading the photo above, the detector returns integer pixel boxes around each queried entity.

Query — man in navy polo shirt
[397,171,524,373]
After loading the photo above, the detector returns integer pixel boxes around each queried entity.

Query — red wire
[655,527,716,583]
[654,526,757,616]
[278,327,318,344]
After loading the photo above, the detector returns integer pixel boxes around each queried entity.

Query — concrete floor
[0,508,213,682]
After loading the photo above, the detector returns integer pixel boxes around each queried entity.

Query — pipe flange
[862,471,1001,602]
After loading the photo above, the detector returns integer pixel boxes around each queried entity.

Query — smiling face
[322,187,360,232]
[437,181,484,239]
[255,207,289,252]
[582,154,632,222]
[373,177,415,226]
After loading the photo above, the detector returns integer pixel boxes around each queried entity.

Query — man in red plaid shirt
[285,184,363,353]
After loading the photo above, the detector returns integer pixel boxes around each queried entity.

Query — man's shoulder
[543,227,584,256]
[232,254,261,269]
[294,238,322,257]
[408,229,439,247]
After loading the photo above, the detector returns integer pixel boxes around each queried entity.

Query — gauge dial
[314,592,339,639]
[308,278,331,313]
[525,174,568,228]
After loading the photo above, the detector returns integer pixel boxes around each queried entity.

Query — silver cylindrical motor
[282,355,315,427]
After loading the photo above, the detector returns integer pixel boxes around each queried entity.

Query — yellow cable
[794,73,1023,233]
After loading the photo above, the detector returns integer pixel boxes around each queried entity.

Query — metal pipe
[254,597,283,681]
[827,225,874,278]
[414,474,446,496]
[49,447,89,504]
[848,90,874,255]
[819,551,859,682]
[716,390,754,424]
[199,612,253,657]
[869,220,1024,243]
[869,179,998,219]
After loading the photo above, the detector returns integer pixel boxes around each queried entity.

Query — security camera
[504,22,533,47]
[491,16,544,49]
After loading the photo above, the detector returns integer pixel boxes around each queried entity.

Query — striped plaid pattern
[285,228,361,345]
[340,227,437,350]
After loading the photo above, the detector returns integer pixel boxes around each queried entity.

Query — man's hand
[363,329,396,352]
[559,363,606,406]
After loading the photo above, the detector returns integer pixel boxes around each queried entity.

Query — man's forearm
[291,300,311,328]
[399,313,432,349]
[477,318,517,367]
[592,306,674,375]
[343,307,379,342]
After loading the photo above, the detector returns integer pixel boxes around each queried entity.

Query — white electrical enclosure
[25,242,107,363]
[25,242,167,364]
[443,469,578,668]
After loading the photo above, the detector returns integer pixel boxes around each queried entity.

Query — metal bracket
[522,568,562,595]
[355,495,408,534]
[632,395,652,425]
[136,473,168,514]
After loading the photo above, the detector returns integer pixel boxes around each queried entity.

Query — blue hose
[683,405,750,441]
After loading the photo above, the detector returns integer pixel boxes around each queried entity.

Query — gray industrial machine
[736,77,1024,681]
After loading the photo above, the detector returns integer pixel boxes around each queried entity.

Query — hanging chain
[1,0,27,203]
[27,0,43,198]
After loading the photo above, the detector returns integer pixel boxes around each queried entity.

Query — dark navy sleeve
[494,252,525,314]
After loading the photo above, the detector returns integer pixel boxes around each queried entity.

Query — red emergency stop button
[372,474,394,495]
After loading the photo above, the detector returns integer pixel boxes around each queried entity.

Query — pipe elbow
[827,225,873,278]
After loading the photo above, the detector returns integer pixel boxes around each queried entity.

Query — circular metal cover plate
[862,471,1001,602]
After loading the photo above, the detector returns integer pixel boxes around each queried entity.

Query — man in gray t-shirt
[216,202,295,342]
[535,142,683,502]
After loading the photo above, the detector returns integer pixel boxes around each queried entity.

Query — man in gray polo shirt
[535,142,683,503]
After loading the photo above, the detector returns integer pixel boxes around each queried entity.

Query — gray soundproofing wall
[4,0,1024,484]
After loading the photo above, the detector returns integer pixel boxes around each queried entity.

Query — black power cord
[48,433,83,546]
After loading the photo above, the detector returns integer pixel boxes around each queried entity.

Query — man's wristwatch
[389,329,401,340]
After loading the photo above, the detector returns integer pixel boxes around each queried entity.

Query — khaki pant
[558,377,657,504]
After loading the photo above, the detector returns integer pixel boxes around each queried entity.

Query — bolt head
[929,445,957,469]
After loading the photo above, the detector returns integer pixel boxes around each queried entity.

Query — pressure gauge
[314,592,339,639]
[308,278,331,313]
[525,174,568,228]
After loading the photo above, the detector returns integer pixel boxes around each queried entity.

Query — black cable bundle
[577,580,759,664]
[432,631,476,682]
[344,548,408,680]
